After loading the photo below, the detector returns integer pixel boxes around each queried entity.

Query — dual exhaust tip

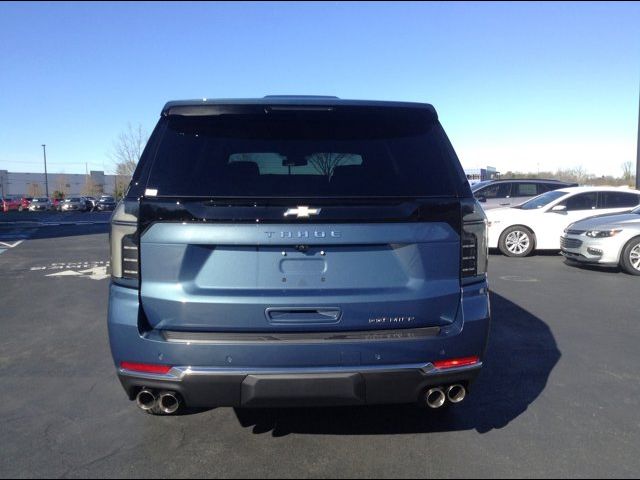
[136,389,181,414]
[424,384,466,409]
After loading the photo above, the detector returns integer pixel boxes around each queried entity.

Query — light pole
[636,82,640,189]
[42,144,49,198]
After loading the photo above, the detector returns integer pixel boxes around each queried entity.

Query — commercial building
[464,166,500,184]
[0,170,126,198]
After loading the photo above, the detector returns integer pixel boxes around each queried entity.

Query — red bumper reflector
[120,362,172,375]
[433,356,479,370]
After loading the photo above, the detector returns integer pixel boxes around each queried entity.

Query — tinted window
[600,192,640,209]
[146,108,463,198]
[477,183,511,199]
[519,190,566,210]
[514,183,538,196]
[560,193,597,211]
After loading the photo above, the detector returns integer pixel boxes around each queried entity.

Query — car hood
[485,206,536,221]
[569,212,640,230]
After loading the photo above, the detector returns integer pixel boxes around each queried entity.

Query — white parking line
[0,240,24,249]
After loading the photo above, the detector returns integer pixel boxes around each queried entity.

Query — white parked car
[561,206,640,275]
[486,187,640,257]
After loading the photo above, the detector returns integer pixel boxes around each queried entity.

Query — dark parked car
[471,179,578,210]
[84,196,98,211]
[109,96,491,415]
[97,195,116,211]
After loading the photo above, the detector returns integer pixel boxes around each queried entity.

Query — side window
[514,183,538,197]
[478,183,511,199]
[539,183,562,194]
[560,192,598,211]
[600,192,640,209]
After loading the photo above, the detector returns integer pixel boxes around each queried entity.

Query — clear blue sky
[1,1,639,176]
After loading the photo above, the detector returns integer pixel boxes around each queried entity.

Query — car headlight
[585,229,622,238]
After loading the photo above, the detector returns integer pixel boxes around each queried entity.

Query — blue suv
[108,96,490,414]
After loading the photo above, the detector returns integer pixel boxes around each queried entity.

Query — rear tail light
[120,362,172,375]
[461,199,488,284]
[433,356,480,370]
[110,199,140,286]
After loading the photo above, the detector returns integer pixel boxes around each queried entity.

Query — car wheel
[498,226,535,257]
[620,237,640,276]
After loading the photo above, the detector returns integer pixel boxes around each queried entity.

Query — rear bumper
[108,281,491,408]
[117,363,482,408]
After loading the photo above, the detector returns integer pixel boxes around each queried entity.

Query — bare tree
[622,161,635,182]
[569,166,591,185]
[110,123,149,177]
[113,174,131,200]
[82,176,102,196]
[27,183,43,197]
[308,153,351,179]
[55,174,70,197]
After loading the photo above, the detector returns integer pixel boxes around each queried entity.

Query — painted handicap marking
[31,260,110,280]
[45,265,110,281]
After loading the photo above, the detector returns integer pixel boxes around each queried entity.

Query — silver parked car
[60,197,87,212]
[561,205,640,275]
[28,197,52,211]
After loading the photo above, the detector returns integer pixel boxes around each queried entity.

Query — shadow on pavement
[562,258,625,275]
[233,291,561,436]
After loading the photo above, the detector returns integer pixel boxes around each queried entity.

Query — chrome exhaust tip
[425,387,446,409]
[136,389,157,411]
[446,384,466,404]
[158,391,181,414]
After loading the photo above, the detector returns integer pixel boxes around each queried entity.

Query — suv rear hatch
[120,102,475,333]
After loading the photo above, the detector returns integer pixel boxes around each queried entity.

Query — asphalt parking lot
[1,217,639,478]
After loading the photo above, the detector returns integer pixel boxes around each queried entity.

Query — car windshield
[471,181,492,192]
[69,198,82,202]
[518,190,567,210]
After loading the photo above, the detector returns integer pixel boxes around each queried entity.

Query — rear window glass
[146,108,463,198]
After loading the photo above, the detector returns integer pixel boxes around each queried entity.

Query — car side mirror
[551,205,567,213]
[477,196,487,203]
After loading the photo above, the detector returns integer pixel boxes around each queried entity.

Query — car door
[537,192,598,249]
[475,182,512,210]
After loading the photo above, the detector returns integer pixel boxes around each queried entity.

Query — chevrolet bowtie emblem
[284,206,321,218]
